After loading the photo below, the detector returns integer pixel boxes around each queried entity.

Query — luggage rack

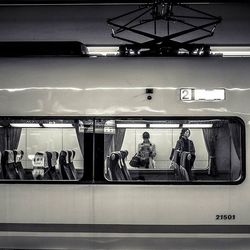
[107,0,222,56]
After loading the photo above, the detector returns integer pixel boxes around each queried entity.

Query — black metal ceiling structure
[0,0,249,4]
[107,0,221,56]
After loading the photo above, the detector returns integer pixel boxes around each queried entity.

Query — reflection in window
[0,119,88,181]
[104,119,244,183]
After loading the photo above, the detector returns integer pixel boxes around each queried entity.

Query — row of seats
[106,150,132,181]
[106,149,192,182]
[0,150,79,180]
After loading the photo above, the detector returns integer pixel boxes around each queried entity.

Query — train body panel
[0,57,249,117]
[0,57,249,249]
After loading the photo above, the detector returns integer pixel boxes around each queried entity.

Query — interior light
[43,123,74,128]
[116,124,147,128]
[87,46,119,56]
[211,46,250,57]
[183,124,213,128]
[149,124,180,128]
[10,123,41,128]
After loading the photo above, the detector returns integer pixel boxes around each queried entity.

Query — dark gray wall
[0,4,249,44]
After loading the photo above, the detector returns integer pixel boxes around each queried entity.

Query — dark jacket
[175,137,195,155]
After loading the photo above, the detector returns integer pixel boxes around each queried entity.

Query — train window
[103,118,245,184]
[0,119,89,181]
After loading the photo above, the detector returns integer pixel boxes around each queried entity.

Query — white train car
[0,56,249,249]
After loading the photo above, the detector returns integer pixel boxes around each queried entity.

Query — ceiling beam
[0,0,249,6]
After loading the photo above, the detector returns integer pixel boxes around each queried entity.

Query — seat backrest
[109,152,126,181]
[59,150,77,180]
[13,150,26,180]
[3,150,19,179]
[119,150,132,181]
[172,149,181,165]
[0,152,3,179]
[173,163,190,181]
[68,150,77,180]
[105,155,112,180]
[180,151,190,168]
[32,152,48,180]
[44,151,60,180]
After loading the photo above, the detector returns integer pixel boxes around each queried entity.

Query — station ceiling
[0,1,249,45]
[0,0,249,4]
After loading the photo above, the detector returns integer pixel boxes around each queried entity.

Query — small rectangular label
[180,88,225,102]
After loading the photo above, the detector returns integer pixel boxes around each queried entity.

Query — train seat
[59,150,77,180]
[109,152,125,181]
[180,151,194,181]
[32,152,48,180]
[68,150,77,179]
[0,152,3,179]
[45,151,60,180]
[51,151,62,179]
[108,150,131,181]
[2,150,19,179]
[13,150,27,180]
[119,150,132,180]
[171,149,189,181]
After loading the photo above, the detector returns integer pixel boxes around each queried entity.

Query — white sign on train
[180,88,225,102]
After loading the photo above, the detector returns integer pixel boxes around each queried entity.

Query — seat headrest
[110,152,120,161]
[14,150,24,163]
[120,150,128,159]
[51,151,59,166]
[4,150,15,164]
[32,152,48,168]
[68,150,75,163]
[59,150,75,164]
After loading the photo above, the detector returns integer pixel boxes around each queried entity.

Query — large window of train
[0,119,90,181]
[103,118,245,184]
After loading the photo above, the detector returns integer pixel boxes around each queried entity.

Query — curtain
[75,127,84,158]
[104,128,126,157]
[228,123,241,160]
[114,128,126,151]
[104,134,113,158]
[0,127,22,152]
[203,128,218,176]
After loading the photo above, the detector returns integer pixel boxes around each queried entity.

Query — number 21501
[216,214,236,220]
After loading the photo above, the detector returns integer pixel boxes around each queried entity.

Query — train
[0,54,249,249]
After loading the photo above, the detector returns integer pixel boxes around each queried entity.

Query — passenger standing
[175,128,196,180]
[138,132,156,168]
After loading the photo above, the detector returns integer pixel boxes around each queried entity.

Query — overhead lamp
[183,124,213,128]
[149,124,180,128]
[43,123,74,128]
[116,123,146,128]
[210,46,250,57]
[10,123,41,128]
[87,46,119,56]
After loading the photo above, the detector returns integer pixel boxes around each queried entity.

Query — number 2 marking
[180,89,192,101]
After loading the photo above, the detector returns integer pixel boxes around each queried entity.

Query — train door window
[103,118,245,184]
[0,118,91,181]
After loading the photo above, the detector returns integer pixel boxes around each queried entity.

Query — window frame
[0,116,245,185]
[99,116,246,186]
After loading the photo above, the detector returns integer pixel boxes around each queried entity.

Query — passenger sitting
[174,128,196,180]
[138,132,156,169]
